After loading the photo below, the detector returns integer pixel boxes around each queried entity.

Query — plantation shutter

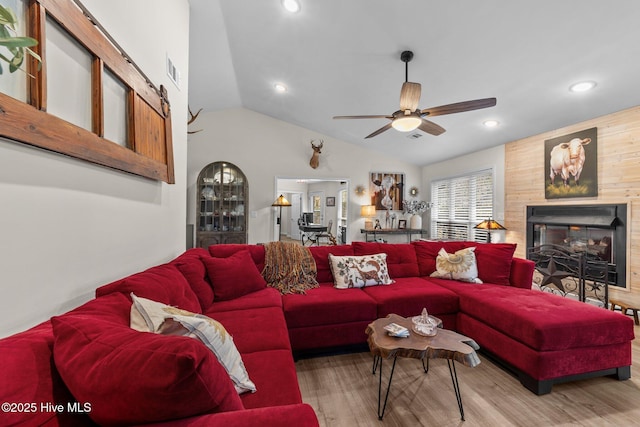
[430,169,494,242]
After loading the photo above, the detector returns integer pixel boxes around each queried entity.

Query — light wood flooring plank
[296,324,640,427]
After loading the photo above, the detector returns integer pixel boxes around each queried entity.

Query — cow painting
[544,127,597,199]
[549,137,591,186]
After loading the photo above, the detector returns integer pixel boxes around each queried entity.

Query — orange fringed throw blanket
[262,242,319,294]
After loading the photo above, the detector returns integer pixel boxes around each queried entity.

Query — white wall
[0,0,190,338]
[187,108,422,244]
[421,144,506,235]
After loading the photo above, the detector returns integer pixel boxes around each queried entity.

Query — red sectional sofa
[0,240,634,425]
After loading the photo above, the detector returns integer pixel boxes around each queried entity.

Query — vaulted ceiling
[188,0,640,166]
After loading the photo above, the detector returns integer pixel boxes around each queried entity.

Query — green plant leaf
[0,36,38,48]
[0,5,18,27]
[25,47,42,70]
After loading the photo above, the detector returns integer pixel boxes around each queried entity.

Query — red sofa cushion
[0,321,91,426]
[412,240,470,277]
[282,283,377,328]
[171,248,215,310]
[362,277,459,318]
[51,297,243,426]
[203,250,267,301]
[208,287,283,313]
[240,349,303,409]
[412,241,517,286]
[473,243,516,286]
[209,307,292,354]
[309,244,354,283]
[210,244,266,272]
[95,263,201,313]
[432,279,635,351]
[352,242,420,278]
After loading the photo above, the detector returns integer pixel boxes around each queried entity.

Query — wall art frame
[544,127,597,199]
[369,171,405,210]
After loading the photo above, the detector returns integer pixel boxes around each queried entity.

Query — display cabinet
[196,162,248,247]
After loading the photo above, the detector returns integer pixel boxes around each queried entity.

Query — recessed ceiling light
[569,81,597,93]
[274,83,287,93]
[282,0,301,13]
[483,120,499,128]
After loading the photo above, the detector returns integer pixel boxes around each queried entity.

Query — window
[430,169,494,242]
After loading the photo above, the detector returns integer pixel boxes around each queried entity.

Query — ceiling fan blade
[399,82,421,112]
[365,123,393,139]
[421,98,497,117]
[333,115,391,120]
[419,119,446,136]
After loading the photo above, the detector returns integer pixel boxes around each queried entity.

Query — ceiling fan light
[483,120,499,128]
[392,116,421,132]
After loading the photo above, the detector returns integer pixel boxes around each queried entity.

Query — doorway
[275,177,349,243]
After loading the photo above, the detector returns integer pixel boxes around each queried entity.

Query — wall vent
[166,55,181,90]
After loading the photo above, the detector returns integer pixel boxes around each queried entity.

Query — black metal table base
[372,355,466,421]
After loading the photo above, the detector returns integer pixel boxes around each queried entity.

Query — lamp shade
[272,195,291,207]
[391,115,422,132]
[474,218,506,230]
[360,205,376,217]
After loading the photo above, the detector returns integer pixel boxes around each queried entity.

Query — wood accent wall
[505,105,640,295]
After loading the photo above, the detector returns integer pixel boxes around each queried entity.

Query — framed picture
[326,196,335,207]
[544,127,597,199]
[370,172,405,210]
[398,220,407,229]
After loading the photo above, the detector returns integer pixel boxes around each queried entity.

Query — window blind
[430,169,494,242]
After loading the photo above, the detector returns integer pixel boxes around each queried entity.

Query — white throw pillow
[430,247,482,284]
[130,293,256,394]
[328,253,394,289]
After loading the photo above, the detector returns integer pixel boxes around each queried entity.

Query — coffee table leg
[372,354,381,375]
[447,360,465,421]
[377,355,398,420]
[422,357,429,374]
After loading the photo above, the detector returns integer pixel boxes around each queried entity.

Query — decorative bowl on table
[411,308,438,336]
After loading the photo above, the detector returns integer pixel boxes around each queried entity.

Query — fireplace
[526,204,627,288]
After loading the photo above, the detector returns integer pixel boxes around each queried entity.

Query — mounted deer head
[309,139,323,169]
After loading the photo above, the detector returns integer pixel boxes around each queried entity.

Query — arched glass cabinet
[196,162,248,247]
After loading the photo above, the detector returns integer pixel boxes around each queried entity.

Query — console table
[360,228,427,243]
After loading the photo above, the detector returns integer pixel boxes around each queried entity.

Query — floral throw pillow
[430,247,483,283]
[130,293,256,394]
[328,253,394,289]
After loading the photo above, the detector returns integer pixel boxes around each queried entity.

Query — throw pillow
[51,314,243,426]
[474,243,517,286]
[131,294,256,394]
[203,250,267,301]
[328,253,394,289]
[430,247,483,283]
[171,248,215,310]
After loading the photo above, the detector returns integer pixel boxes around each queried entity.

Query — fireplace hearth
[526,204,627,288]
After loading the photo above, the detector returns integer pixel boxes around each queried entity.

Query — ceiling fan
[333,51,497,139]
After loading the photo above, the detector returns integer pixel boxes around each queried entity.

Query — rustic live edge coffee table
[366,313,481,421]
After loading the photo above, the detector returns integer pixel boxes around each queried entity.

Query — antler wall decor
[188,106,203,134]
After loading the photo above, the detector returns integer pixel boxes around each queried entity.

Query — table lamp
[473,218,506,243]
[361,205,376,230]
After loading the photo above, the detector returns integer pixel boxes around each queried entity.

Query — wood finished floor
[296,323,640,427]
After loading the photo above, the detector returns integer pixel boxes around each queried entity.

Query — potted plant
[403,200,429,230]
[0,4,41,75]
